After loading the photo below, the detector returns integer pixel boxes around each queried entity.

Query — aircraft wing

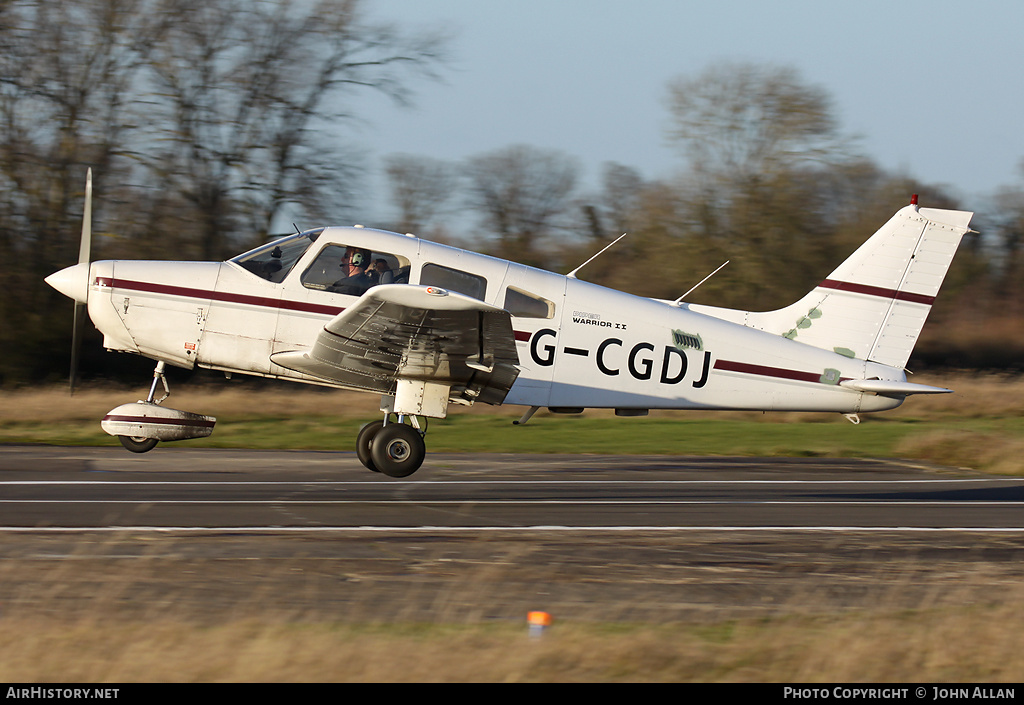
[270,284,520,406]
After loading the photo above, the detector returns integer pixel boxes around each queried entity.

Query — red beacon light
[910,194,919,206]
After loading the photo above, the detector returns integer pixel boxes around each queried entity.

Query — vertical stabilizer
[693,204,973,369]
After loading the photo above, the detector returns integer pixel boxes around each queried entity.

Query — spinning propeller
[44,168,93,394]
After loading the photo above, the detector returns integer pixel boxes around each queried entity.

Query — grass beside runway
[1,372,1022,474]
[2,376,1023,681]
[2,608,1023,682]
[0,532,1023,682]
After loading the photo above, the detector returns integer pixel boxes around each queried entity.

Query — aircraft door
[270,239,417,382]
[498,264,566,407]
[198,262,283,376]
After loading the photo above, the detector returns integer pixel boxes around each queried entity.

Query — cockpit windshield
[230,229,323,283]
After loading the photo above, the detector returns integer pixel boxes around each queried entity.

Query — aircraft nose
[45,262,91,304]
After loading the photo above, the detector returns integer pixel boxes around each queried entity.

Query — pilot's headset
[349,248,369,268]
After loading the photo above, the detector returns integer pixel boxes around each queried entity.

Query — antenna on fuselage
[672,261,729,306]
[566,233,628,279]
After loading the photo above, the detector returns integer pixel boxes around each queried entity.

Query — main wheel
[356,420,384,472]
[118,435,158,453]
[370,423,426,478]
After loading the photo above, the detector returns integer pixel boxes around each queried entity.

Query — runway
[2,446,1023,531]
[3,446,1024,623]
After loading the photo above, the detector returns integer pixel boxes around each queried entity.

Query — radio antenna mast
[672,261,729,306]
[566,233,628,279]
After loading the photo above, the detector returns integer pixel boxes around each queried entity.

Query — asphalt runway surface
[3,446,1024,622]
[2,446,1024,530]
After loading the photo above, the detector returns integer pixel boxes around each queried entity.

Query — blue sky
[354,1,1023,219]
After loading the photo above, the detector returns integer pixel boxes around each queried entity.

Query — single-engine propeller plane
[46,170,974,477]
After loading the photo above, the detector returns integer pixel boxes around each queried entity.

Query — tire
[356,420,384,472]
[370,423,426,478]
[119,435,158,454]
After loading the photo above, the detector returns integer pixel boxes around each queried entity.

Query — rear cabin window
[503,286,554,319]
[420,263,487,300]
[301,244,410,297]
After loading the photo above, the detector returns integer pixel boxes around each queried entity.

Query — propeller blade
[78,169,92,265]
[70,302,85,395]
[69,168,92,395]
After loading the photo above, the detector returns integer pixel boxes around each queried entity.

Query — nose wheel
[356,416,427,477]
[118,435,159,454]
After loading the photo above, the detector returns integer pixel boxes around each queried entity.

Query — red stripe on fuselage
[713,359,823,384]
[94,277,344,316]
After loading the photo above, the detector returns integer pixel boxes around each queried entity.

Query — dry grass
[918,312,1024,370]
[2,372,1021,423]
[3,372,1024,473]
[896,430,1024,475]
[1,581,1022,682]
[886,372,1024,419]
[0,382,381,424]
[884,373,1024,475]
[0,531,1023,682]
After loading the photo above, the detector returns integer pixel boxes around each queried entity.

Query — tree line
[383,64,1024,372]
[1,1,1021,386]
[0,0,445,383]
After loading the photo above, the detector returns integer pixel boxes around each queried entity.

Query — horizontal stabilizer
[839,379,952,396]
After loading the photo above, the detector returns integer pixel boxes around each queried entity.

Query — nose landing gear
[101,361,216,453]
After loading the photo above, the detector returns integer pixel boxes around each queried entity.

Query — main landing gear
[356,414,428,478]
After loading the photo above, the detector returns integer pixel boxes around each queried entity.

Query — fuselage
[59,225,906,414]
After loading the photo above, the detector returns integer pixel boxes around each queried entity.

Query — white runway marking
[3,499,1024,506]
[2,526,1024,533]
[0,478,1018,486]
[4,474,1021,532]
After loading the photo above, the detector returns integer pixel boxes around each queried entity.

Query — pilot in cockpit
[330,247,374,295]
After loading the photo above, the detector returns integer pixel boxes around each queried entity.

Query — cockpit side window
[231,229,323,283]
[503,286,555,319]
[301,244,410,297]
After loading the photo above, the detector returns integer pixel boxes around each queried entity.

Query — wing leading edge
[271,284,520,409]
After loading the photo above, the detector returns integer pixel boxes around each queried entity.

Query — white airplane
[46,171,974,477]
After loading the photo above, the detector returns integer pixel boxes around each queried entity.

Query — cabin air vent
[672,329,703,351]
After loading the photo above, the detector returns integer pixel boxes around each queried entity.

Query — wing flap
[271,284,520,405]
